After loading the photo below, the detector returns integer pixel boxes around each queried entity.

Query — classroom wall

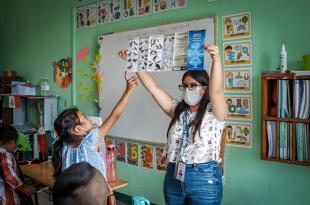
[1,0,310,205]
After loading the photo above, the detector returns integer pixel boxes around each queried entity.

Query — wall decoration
[122,0,137,19]
[82,57,90,65]
[147,35,164,72]
[169,0,187,9]
[83,72,90,79]
[156,146,168,171]
[98,0,109,24]
[127,142,139,166]
[225,121,252,148]
[224,67,252,93]
[77,93,84,101]
[76,6,86,29]
[162,35,174,71]
[222,12,251,40]
[83,85,89,92]
[137,0,152,16]
[76,47,89,62]
[86,3,98,27]
[223,40,252,67]
[138,38,149,71]
[126,38,140,72]
[86,95,94,103]
[140,144,154,169]
[76,67,83,75]
[115,140,126,162]
[76,82,83,89]
[109,0,122,22]
[225,95,252,120]
[53,58,72,88]
[153,0,169,13]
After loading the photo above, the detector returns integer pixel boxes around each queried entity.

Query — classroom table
[20,161,128,190]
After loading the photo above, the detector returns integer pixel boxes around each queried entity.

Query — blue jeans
[164,161,223,205]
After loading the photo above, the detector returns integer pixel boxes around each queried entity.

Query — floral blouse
[166,100,225,164]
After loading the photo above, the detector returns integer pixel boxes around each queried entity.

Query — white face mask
[183,87,203,106]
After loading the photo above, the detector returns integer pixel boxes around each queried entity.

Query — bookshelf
[261,73,310,166]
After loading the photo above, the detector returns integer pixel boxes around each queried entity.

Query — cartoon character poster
[122,0,137,19]
[115,140,126,162]
[225,122,252,148]
[98,0,109,24]
[127,142,139,166]
[156,146,168,171]
[140,144,154,169]
[109,0,122,22]
[222,12,251,40]
[223,40,252,67]
[169,0,187,10]
[224,68,252,92]
[225,95,252,120]
[76,6,86,29]
[153,0,169,13]
[53,58,72,88]
[137,0,152,16]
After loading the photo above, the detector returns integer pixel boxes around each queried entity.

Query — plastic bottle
[280,44,287,73]
[37,115,48,162]
[106,144,118,183]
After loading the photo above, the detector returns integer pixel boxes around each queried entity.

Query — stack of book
[296,123,309,162]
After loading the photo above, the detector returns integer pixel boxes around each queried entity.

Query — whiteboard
[98,17,216,143]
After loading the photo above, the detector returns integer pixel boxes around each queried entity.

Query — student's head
[0,124,18,152]
[53,108,93,178]
[225,45,232,53]
[52,162,109,205]
[168,70,210,140]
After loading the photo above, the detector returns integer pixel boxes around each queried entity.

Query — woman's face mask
[183,86,203,106]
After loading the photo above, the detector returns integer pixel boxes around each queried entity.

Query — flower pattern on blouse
[166,99,225,164]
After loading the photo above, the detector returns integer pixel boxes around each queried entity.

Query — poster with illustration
[162,35,174,71]
[156,146,168,171]
[153,0,169,13]
[115,140,126,162]
[224,68,252,92]
[187,30,206,70]
[126,38,140,72]
[85,3,98,27]
[147,35,164,72]
[140,144,154,169]
[138,38,149,71]
[222,12,251,40]
[225,95,252,120]
[127,142,139,166]
[122,0,136,19]
[169,0,187,9]
[109,0,122,22]
[225,122,252,148]
[173,32,188,70]
[223,40,252,67]
[98,0,109,24]
[76,6,86,29]
[137,0,152,16]
[53,58,72,88]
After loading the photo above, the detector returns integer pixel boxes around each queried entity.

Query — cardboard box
[11,81,36,95]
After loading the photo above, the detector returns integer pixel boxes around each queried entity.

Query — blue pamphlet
[187,30,206,70]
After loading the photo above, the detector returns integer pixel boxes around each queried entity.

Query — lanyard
[178,111,190,162]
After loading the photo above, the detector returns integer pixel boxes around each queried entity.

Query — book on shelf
[291,70,310,76]
[266,121,277,158]
[296,123,309,162]
[262,71,294,78]
[295,80,310,119]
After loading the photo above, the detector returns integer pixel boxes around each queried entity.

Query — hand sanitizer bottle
[280,44,287,72]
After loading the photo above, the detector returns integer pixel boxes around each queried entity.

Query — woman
[119,45,226,205]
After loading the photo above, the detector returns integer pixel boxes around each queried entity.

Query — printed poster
[156,146,168,171]
[115,140,126,162]
[127,142,139,166]
[98,0,109,24]
[137,0,152,16]
[122,0,137,19]
[126,38,139,72]
[162,35,175,71]
[153,0,169,13]
[223,40,252,67]
[173,32,188,70]
[138,38,149,71]
[187,30,206,70]
[225,122,252,148]
[224,67,252,92]
[140,144,154,169]
[85,3,98,27]
[147,35,164,72]
[76,6,86,29]
[222,12,251,40]
[169,0,187,9]
[109,0,122,22]
[225,95,252,120]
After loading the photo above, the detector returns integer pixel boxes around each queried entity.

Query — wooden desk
[20,161,128,190]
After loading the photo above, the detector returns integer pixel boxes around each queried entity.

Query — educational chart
[115,140,126,162]
[156,146,168,171]
[137,0,152,16]
[169,0,187,10]
[162,35,175,71]
[153,0,169,13]
[138,38,149,71]
[140,144,154,169]
[126,38,140,72]
[109,0,122,22]
[223,40,252,67]
[173,32,188,70]
[147,35,164,72]
[127,142,139,166]
[225,95,252,120]
[225,122,252,148]
[122,0,137,19]
[224,67,252,92]
[98,0,109,24]
[222,12,251,40]
[187,30,206,70]
[86,3,98,27]
[76,7,86,29]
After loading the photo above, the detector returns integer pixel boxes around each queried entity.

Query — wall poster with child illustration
[140,144,154,169]
[222,12,251,40]
[223,40,252,67]
[224,67,252,93]
[225,95,252,120]
[225,122,252,148]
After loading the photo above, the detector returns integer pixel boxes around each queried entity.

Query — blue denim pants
[164,161,223,205]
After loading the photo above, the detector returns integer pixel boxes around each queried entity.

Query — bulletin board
[98,17,216,143]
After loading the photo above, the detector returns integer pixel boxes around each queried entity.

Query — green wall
[2,0,310,205]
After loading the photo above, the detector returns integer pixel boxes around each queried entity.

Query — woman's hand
[205,45,221,62]
[118,49,128,61]
[125,71,138,94]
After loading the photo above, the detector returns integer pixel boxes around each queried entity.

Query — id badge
[174,161,186,182]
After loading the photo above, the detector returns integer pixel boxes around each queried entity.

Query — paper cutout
[140,144,153,169]
[53,58,72,88]
[76,67,83,75]
[83,85,89,92]
[115,140,126,162]
[83,72,90,79]
[76,47,89,62]
[127,142,138,166]
[156,146,168,171]
[76,82,83,89]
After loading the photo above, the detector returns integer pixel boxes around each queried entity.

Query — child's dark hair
[0,124,18,145]
[52,162,109,205]
[53,108,81,178]
[167,70,210,140]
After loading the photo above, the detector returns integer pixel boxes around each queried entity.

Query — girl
[53,72,137,178]
[119,45,226,205]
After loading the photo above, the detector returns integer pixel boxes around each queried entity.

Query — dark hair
[167,70,210,140]
[53,108,81,178]
[0,124,18,145]
[52,162,109,205]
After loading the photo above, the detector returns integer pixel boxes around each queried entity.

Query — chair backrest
[88,116,103,127]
